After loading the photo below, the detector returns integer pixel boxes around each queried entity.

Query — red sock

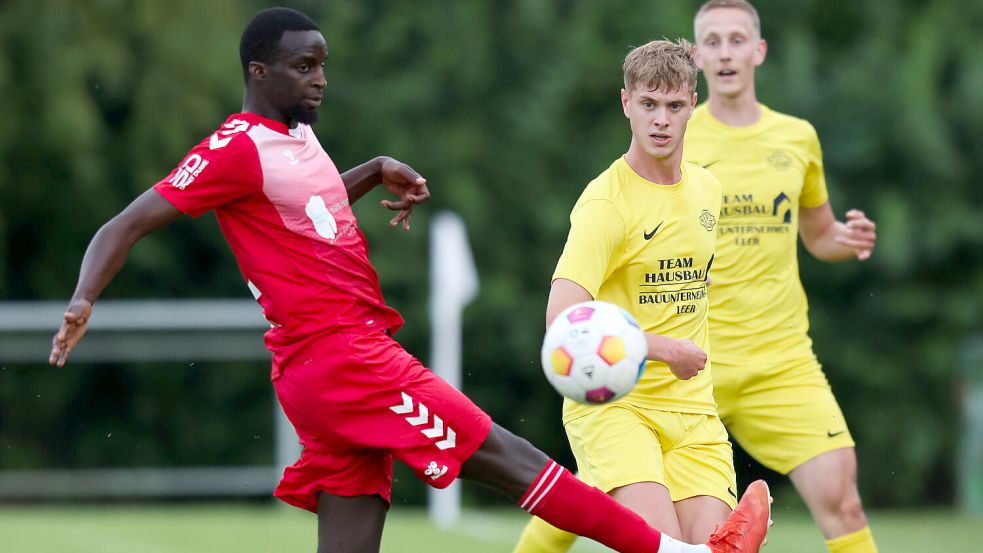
[519,460,663,553]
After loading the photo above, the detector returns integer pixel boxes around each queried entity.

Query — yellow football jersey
[553,156,722,417]
[684,104,829,368]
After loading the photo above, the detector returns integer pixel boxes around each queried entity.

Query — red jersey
[154,113,404,378]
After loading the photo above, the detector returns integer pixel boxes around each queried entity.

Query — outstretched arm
[799,202,877,262]
[341,156,429,231]
[546,279,706,380]
[49,189,183,366]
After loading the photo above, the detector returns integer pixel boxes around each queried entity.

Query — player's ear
[621,88,630,118]
[754,39,768,67]
[248,61,267,81]
[692,44,704,70]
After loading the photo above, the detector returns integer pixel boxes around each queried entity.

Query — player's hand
[647,334,707,380]
[379,157,429,231]
[49,299,93,367]
[836,209,876,261]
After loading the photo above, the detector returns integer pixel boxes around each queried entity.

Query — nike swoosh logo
[827,430,846,438]
[643,221,664,240]
[727,486,737,499]
[700,160,719,169]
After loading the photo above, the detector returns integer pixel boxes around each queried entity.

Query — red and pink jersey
[154,113,404,379]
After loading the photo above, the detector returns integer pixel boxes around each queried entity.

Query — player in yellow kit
[521,38,762,552]
[516,2,875,553]
[683,2,878,552]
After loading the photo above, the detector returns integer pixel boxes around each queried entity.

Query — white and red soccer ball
[541,301,647,404]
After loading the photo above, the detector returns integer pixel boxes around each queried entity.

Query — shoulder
[687,104,713,133]
[201,116,259,153]
[690,103,711,122]
[684,162,722,194]
[178,116,260,167]
[570,164,627,222]
[763,106,820,142]
[193,116,264,164]
[162,115,262,192]
[579,160,624,201]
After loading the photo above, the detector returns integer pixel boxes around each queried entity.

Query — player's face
[265,30,329,125]
[621,85,697,161]
[693,8,766,99]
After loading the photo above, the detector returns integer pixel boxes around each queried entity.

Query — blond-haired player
[682,2,879,552]
[515,39,772,553]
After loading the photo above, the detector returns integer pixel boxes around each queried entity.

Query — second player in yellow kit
[685,103,856,472]
[686,2,879,553]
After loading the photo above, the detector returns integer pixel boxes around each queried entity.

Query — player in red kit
[49,8,770,553]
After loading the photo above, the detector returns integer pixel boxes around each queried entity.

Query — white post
[428,211,479,528]
[274,400,302,485]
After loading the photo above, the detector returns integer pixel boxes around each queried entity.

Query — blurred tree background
[1,0,980,509]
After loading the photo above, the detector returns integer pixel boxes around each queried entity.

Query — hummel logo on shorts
[389,392,458,450]
[424,461,449,480]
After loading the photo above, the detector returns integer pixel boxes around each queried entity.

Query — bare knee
[791,449,869,535]
[832,489,867,526]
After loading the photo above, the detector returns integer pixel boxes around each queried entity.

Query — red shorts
[272,331,492,512]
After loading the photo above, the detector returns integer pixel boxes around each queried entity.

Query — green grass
[0,504,979,552]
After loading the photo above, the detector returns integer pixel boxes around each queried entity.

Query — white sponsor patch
[305,195,338,239]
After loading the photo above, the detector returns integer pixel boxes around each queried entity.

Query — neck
[624,141,683,185]
[242,89,290,125]
[706,88,761,127]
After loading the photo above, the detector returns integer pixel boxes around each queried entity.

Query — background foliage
[1,0,981,508]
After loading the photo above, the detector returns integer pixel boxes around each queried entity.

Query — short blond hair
[623,38,698,95]
[694,0,761,37]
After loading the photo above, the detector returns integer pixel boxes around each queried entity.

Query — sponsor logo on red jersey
[168,154,209,190]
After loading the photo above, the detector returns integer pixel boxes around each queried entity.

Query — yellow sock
[512,516,578,553]
[826,526,877,553]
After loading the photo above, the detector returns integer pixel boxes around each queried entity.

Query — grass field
[0,504,979,552]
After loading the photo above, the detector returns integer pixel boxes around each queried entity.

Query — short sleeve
[800,124,829,209]
[552,198,626,298]
[153,132,263,218]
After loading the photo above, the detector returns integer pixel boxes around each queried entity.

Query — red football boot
[706,479,773,553]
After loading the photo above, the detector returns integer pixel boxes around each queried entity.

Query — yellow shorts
[564,404,737,509]
[714,357,855,475]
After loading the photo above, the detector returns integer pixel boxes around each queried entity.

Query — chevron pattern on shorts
[388,392,457,450]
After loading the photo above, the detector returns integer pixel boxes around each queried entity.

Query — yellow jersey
[684,104,828,369]
[553,156,722,417]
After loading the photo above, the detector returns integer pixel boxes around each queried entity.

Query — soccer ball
[540,301,647,404]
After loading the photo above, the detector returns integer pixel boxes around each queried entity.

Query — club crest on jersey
[169,154,209,190]
[282,149,299,166]
[700,209,717,231]
[767,150,793,171]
